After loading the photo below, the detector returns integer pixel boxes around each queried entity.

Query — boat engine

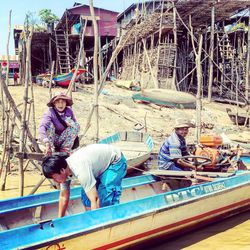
[195,135,226,171]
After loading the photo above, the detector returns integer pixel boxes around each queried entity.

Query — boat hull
[53,69,86,87]
[1,172,250,249]
[99,131,154,173]
[132,89,196,109]
[226,108,249,126]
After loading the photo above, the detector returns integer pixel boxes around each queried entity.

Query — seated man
[158,118,196,171]
[42,144,127,217]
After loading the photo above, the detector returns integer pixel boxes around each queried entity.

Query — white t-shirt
[65,144,121,193]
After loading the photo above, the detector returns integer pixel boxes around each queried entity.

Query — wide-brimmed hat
[47,92,73,107]
[174,118,195,129]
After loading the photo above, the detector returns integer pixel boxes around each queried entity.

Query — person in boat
[158,118,198,171]
[39,92,80,155]
[42,144,127,217]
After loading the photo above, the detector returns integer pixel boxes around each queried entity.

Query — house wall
[70,6,118,37]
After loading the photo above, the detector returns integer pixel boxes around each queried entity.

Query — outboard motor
[195,135,224,171]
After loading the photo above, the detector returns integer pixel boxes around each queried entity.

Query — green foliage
[38,9,59,25]
[24,11,37,28]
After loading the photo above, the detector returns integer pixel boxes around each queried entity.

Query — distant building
[0,55,19,78]
[13,3,119,77]
[55,2,119,74]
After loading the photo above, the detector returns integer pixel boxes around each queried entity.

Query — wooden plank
[15,152,45,161]
[15,152,68,161]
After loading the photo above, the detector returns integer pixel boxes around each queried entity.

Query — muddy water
[0,171,54,199]
[150,212,250,249]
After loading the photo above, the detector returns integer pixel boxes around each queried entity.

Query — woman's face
[54,99,67,112]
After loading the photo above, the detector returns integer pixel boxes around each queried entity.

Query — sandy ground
[1,81,250,198]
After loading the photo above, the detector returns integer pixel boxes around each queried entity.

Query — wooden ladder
[55,29,71,74]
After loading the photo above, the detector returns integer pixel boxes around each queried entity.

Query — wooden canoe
[98,131,154,172]
[132,89,196,109]
[226,108,249,126]
[1,171,250,249]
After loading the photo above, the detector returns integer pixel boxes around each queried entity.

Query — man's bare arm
[86,185,100,210]
[58,189,70,217]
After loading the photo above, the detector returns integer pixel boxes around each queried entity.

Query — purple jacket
[39,107,76,143]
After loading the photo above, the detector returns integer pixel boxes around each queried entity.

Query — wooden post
[245,7,250,101]
[142,39,158,88]
[195,35,203,142]
[189,15,203,142]
[89,0,99,142]
[66,20,87,96]
[18,29,32,196]
[49,61,55,99]
[208,6,215,102]
[172,6,177,89]
[6,10,12,87]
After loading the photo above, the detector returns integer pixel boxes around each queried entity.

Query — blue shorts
[81,153,127,207]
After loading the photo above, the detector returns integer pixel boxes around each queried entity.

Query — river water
[149,211,250,249]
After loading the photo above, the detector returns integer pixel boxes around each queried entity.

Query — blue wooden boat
[1,169,250,249]
[99,131,154,173]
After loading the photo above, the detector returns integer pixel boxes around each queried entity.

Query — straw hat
[47,92,73,107]
[174,118,195,129]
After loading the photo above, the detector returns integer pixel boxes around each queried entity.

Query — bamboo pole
[18,29,33,196]
[49,61,55,99]
[208,5,215,102]
[0,113,16,190]
[245,6,250,101]
[66,19,87,96]
[89,0,99,142]
[0,10,12,185]
[172,6,177,89]
[5,10,12,87]
[0,65,5,146]
[142,39,158,88]
[189,15,203,142]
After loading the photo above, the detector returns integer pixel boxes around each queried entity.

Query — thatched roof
[175,0,250,27]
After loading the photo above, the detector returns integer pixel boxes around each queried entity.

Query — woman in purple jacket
[39,92,80,155]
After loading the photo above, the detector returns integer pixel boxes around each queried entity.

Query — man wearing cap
[158,118,196,171]
[39,92,80,155]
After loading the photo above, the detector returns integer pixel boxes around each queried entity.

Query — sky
[0,0,136,55]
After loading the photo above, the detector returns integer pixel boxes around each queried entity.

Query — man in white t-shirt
[42,144,127,217]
